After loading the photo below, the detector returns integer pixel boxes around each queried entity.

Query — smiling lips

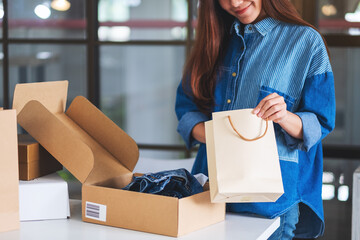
[235,3,252,15]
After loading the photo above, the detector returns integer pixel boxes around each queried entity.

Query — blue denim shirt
[175,18,335,238]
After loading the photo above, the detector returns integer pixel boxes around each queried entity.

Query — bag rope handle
[227,115,268,141]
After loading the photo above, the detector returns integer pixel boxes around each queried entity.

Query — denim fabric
[268,204,299,240]
[177,111,209,149]
[122,168,203,198]
[175,17,336,238]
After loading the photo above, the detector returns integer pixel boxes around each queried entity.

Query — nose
[230,0,244,8]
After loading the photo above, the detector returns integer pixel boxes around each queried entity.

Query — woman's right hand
[192,122,206,143]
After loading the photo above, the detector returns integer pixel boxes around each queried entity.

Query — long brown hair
[182,0,329,115]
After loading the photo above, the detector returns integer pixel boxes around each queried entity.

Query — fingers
[265,104,287,122]
[252,93,278,115]
[261,101,286,119]
[252,93,288,123]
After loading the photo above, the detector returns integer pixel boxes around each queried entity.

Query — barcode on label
[85,201,107,222]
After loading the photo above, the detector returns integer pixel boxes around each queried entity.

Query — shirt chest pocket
[257,86,299,163]
[256,86,296,112]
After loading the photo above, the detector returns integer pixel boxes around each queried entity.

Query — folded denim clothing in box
[123,168,203,198]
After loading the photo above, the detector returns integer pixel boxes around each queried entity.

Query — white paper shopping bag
[205,109,284,203]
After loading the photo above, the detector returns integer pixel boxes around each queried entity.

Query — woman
[175,0,335,239]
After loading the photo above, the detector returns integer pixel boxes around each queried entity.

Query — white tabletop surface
[1,157,279,240]
[0,199,279,240]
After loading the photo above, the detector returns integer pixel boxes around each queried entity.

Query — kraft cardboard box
[19,173,70,221]
[12,81,225,237]
[18,134,63,180]
[0,109,20,232]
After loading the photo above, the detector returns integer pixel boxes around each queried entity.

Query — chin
[240,19,254,24]
[238,17,257,24]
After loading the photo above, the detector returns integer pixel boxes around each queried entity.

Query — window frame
[0,0,194,108]
[1,0,359,157]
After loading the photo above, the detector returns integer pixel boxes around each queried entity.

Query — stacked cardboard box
[17,128,68,222]
[11,83,69,222]
[12,81,226,237]
[18,134,63,181]
[19,172,70,221]
[0,109,20,232]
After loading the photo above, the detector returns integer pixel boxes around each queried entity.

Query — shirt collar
[231,17,280,37]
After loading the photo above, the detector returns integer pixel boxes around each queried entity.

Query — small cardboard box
[19,173,70,221]
[0,109,20,232]
[12,81,225,237]
[18,134,63,180]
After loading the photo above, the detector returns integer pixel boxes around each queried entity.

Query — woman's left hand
[252,93,288,123]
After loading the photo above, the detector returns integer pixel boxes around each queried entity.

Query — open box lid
[13,81,68,114]
[12,81,139,184]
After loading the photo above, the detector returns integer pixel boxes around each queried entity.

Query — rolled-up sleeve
[282,112,322,152]
[175,81,210,149]
[283,71,336,151]
[177,111,209,149]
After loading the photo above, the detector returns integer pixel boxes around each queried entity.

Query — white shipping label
[85,201,107,222]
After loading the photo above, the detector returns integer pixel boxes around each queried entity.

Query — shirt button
[232,72,237,77]
[227,99,231,104]
[249,26,252,30]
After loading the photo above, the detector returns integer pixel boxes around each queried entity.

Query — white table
[1,157,279,240]
[0,199,279,240]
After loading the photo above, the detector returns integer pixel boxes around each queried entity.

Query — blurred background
[0,0,359,239]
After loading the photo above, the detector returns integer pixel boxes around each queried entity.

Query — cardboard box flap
[12,80,68,114]
[66,96,139,172]
[17,100,94,183]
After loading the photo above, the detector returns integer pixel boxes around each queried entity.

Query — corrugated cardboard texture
[0,110,20,232]
[12,80,68,114]
[18,134,63,180]
[82,184,179,237]
[13,81,139,185]
[64,96,138,184]
[178,191,226,236]
[12,81,225,237]
[82,177,225,237]
[66,96,138,173]
[17,100,94,183]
